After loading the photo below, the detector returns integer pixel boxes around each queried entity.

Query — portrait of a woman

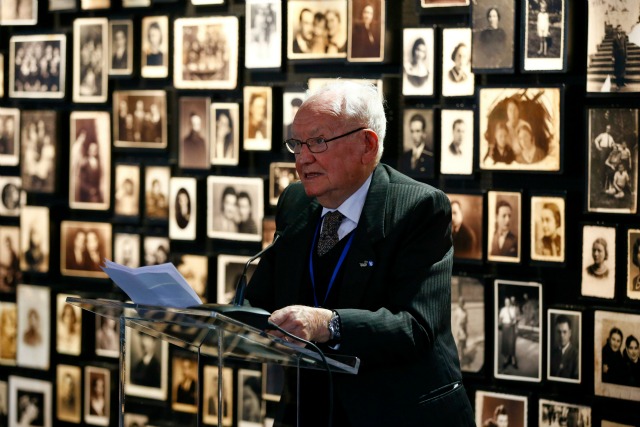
[631,237,640,291]
[534,202,562,258]
[475,6,510,69]
[403,37,429,88]
[587,237,609,279]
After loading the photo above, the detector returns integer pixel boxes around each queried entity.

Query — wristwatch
[327,310,341,342]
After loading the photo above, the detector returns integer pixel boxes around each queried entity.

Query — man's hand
[268,305,333,344]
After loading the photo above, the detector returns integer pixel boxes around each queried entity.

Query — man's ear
[361,129,379,164]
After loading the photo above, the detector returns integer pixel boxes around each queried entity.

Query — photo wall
[1,0,640,426]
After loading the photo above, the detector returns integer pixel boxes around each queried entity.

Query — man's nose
[296,143,315,163]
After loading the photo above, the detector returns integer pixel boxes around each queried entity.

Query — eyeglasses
[284,127,366,154]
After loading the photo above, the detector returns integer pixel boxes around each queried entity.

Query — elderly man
[245,81,474,426]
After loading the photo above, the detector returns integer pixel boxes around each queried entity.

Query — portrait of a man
[440,110,474,175]
[488,192,521,263]
[243,86,272,151]
[109,20,132,75]
[179,98,209,170]
[548,310,580,382]
[398,109,434,179]
[125,329,168,400]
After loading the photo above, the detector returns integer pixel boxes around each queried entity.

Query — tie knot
[323,210,344,230]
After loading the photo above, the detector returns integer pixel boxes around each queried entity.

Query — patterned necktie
[317,211,345,256]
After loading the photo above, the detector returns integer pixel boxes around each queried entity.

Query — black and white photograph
[216,254,258,304]
[179,97,210,170]
[143,236,170,266]
[123,0,150,6]
[243,86,272,151]
[113,90,167,149]
[8,376,52,427]
[446,193,483,261]
[73,18,108,103]
[581,224,616,299]
[94,309,119,358]
[0,54,4,98]
[125,329,168,400]
[398,108,434,179]
[9,34,66,99]
[269,162,298,206]
[539,399,591,426]
[421,0,468,7]
[547,309,581,383]
[494,279,542,382]
[56,293,82,356]
[530,195,565,263]
[348,0,385,62]
[69,111,111,210]
[587,108,638,213]
[246,0,281,69]
[114,232,140,269]
[237,369,263,427]
[475,390,527,427]
[109,20,133,75]
[207,176,264,242]
[60,221,112,278]
[48,0,76,10]
[16,284,51,370]
[0,0,37,25]
[262,364,284,402]
[286,0,348,61]
[56,364,81,423]
[114,164,140,217]
[0,302,17,365]
[471,0,515,71]
[451,275,484,373]
[0,107,20,166]
[20,110,57,193]
[628,229,640,300]
[19,205,49,273]
[211,102,239,166]
[479,87,562,171]
[594,310,640,401]
[84,366,109,426]
[171,353,198,413]
[0,177,23,216]
[487,191,521,263]
[282,91,306,141]
[169,177,197,240]
[440,109,474,175]
[173,16,238,89]
[81,0,109,9]
[441,27,474,97]
[144,165,170,220]
[124,414,149,427]
[174,254,208,303]
[523,0,566,71]
[402,28,434,96]
[203,365,233,426]
[141,16,169,79]
[0,226,21,293]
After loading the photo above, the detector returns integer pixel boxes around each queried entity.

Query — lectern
[67,297,359,427]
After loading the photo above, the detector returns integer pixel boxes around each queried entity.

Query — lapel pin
[359,260,374,267]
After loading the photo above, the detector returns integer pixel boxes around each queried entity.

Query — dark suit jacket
[246,164,474,427]
[399,148,434,179]
[550,343,579,379]
[490,230,518,257]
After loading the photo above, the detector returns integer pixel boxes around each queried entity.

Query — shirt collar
[321,173,373,225]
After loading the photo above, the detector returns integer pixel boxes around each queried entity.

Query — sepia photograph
[69,111,111,210]
[16,284,51,370]
[114,90,167,149]
[203,365,233,426]
[48,0,77,10]
[124,414,149,427]
[179,97,210,170]
[628,229,640,300]
[530,195,565,263]
[398,108,434,179]
[125,329,168,400]
[94,308,120,358]
[84,366,109,426]
[171,353,198,413]
[8,376,52,427]
[262,217,276,249]
[174,254,208,303]
[547,309,581,383]
[0,0,37,25]
[114,164,140,217]
[594,310,640,401]
[238,369,263,427]
[56,364,81,424]
[269,162,298,206]
[0,54,3,98]
[0,226,21,293]
[402,28,434,96]
[174,16,238,89]
[446,193,483,261]
[475,390,527,427]
[440,109,474,175]
[143,236,170,266]
[207,176,264,242]
[421,0,469,7]
[471,0,515,71]
[441,27,474,97]
[0,176,23,216]
[169,177,197,240]
[19,205,49,273]
[348,0,385,62]
[0,302,18,365]
[56,293,82,356]
[211,102,240,166]
[123,0,150,6]
[141,16,169,79]
[523,0,567,71]
[539,399,591,426]
[216,254,258,304]
[0,107,20,166]
[20,110,57,193]
[114,232,140,268]
[494,279,542,382]
[487,191,521,263]
[245,0,281,69]
[9,34,66,99]
[451,275,484,373]
[60,221,112,278]
[144,165,170,220]
[282,90,306,141]
[587,108,638,213]
[81,0,110,9]
[243,86,272,151]
[73,18,108,103]
[581,224,616,299]
[109,20,133,75]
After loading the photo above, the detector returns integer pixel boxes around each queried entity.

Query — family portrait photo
[581,224,616,299]
[287,0,348,60]
[9,35,66,99]
[20,110,57,193]
[539,399,591,427]
[60,221,112,278]
[113,90,167,149]
[207,177,264,242]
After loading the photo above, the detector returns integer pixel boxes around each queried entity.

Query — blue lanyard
[309,218,355,308]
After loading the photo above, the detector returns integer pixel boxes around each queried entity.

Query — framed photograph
[587,108,638,213]
[56,293,82,356]
[440,109,474,175]
[471,0,515,71]
[421,0,469,7]
[547,308,581,383]
[174,254,208,303]
[348,0,385,62]
[171,352,198,413]
[243,86,272,151]
[0,0,37,25]
[60,221,112,278]
[9,34,66,99]
[9,376,52,427]
[539,399,590,426]
[94,308,120,358]
[0,303,17,365]
[282,91,306,141]
[114,232,140,268]
[207,176,264,242]
[114,164,140,217]
[0,381,5,421]
[203,365,233,426]
[211,102,240,166]
[123,0,150,6]
[246,0,282,69]
[262,363,284,402]
[629,229,640,300]
[173,16,238,89]
[0,176,23,216]
[594,310,640,401]
[0,54,3,98]
[479,87,562,171]
[81,0,109,8]
[238,369,263,427]
[581,224,616,299]
[475,390,527,427]
[269,162,298,206]
[56,364,81,423]
[0,107,20,166]
[69,111,111,210]
[216,254,258,304]
[179,97,210,170]
[169,177,197,240]
[48,0,77,11]
[21,110,57,193]
[522,0,567,72]
[441,28,474,97]
[262,217,276,249]
[143,236,170,266]
[84,366,109,425]
[114,90,167,148]
[451,275,484,372]
[19,205,49,273]
[446,193,483,260]
[287,0,348,60]
[144,165,170,220]
[487,191,521,263]
[141,16,169,78]
[125,329,168,400]
[402,28,434,96]
[398,108,434,179]
[530,195,565,263]
[125,414,149,427]
[109,20,133,75]
[494,279,542,382]
[0,226,21,292]
[17,284,51,370]
[73,18,108,103]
